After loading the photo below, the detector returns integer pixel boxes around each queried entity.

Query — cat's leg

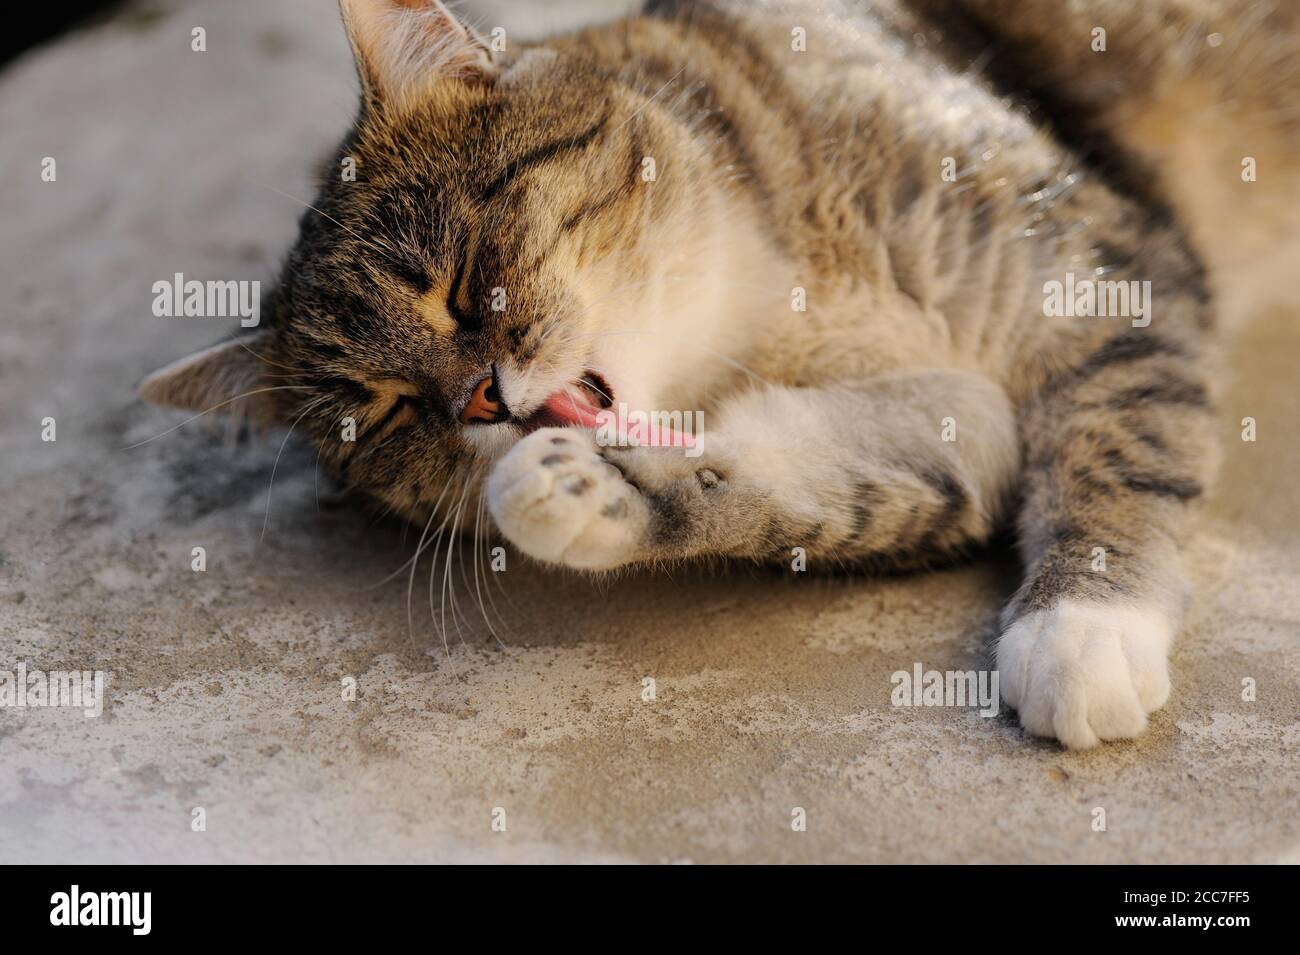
[486,369,1019,571]
[998,329,1217,748]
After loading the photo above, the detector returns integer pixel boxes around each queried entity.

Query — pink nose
[460,373,506,424]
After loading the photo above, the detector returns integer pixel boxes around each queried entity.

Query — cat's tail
[914,0,1300,323]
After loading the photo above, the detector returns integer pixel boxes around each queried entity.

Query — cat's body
[141,0,1299,748]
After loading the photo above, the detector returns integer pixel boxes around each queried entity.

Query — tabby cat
[140,0,1299,747]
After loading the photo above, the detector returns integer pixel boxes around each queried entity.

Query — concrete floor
[1,0,1296,863]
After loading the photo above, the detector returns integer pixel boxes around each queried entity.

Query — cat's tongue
[543,391,603,430]
[541,392,696,448]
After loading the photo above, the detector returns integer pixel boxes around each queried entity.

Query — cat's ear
[138,332,284,425]
[338,0,497,105]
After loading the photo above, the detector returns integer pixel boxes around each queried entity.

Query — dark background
[2,1,125,65]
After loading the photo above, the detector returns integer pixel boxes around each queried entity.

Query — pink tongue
[542,392,696,448]
[544,392,603,429]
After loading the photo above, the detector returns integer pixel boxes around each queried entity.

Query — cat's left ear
[137,331,285,426]
[338,0,497,106]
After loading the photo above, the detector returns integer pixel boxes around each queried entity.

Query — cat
[139,0,1299,748]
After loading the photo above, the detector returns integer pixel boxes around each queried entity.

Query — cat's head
[140,0,712,522]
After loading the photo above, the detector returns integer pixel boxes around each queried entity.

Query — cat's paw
[486,428,648,569]
[996,600,1173,749]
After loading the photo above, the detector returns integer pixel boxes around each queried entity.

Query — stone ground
[0,0,1296,863]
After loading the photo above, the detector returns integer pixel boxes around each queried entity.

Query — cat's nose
[459,367,510,424]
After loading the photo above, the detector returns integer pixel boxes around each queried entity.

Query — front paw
[997,600,1173,749]
[486,428,648,570]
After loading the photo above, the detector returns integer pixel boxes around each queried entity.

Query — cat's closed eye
[446,254,480,332]
[366,387,422,442]
[387,257,433,296]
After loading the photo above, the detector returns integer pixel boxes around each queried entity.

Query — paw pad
[486,427,648,569]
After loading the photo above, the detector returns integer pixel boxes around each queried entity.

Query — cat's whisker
[404,485,458,655]
[259,396,327,547]
[365,477,458,592]
[404,508,437,643]
[122,385,312,450]
[433,480,473,673]
[232,339,304,376]
[447,483,478,648]
[613,64,685,133]
[427,527,451,673]
[314,408,350,515]
[421,478,467,649]
[471,489,510,649]
[459,490,499,649]
[422,477,469,672]
[469,490,489,640]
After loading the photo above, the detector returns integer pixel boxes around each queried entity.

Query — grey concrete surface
[1,0,1296,863]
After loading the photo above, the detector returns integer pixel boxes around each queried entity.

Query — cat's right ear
[137,332,284,426]
[338,0,497,108]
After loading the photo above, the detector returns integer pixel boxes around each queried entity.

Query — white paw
[997,600,1173,749]
[486,427,647,569]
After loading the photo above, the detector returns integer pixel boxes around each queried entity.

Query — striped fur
[140,0,1299,746]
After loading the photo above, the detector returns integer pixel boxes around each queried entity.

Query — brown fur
[138,0,1299,744]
